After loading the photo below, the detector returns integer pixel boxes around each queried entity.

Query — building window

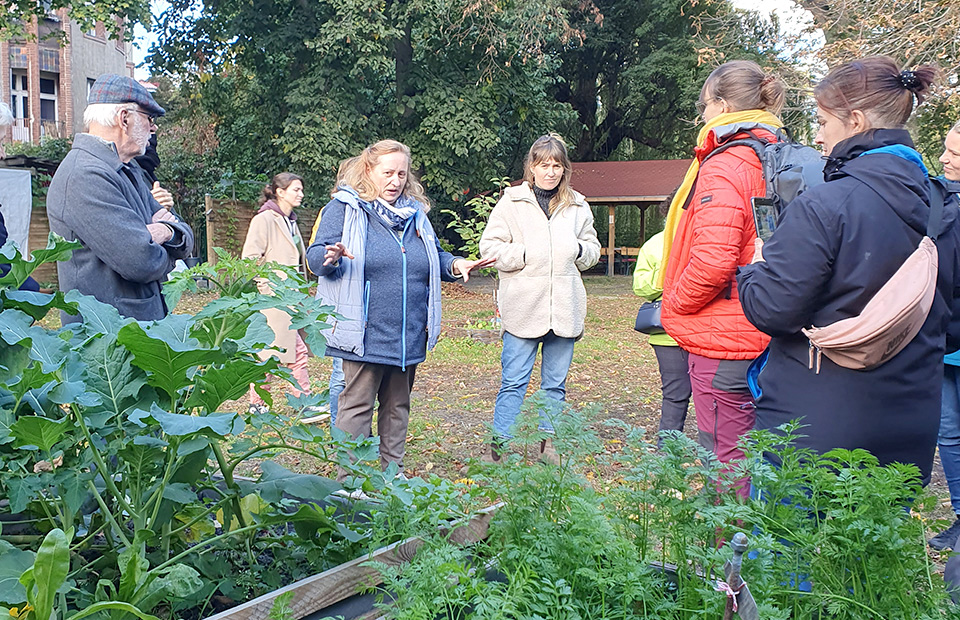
[39,74,58,123]
[87,78,96,97]
[10,71,28,119]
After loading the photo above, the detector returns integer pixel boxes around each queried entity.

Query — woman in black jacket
[737,56,960,485]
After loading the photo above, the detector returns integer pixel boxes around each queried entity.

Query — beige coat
[479,183,601,339]
[241,208,308,363]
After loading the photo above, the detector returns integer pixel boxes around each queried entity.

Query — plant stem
[210,442,248,529]
[145,438,181,530]
[151,523,260,574]
[87,480,131,547]
[224,443,335,474]
[73,404,138,521]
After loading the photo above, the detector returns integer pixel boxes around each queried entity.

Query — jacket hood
[695,123,779,161]
[257,199,297,221]
[825,129,956,237]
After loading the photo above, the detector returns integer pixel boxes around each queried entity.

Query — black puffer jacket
[737,129,960,484]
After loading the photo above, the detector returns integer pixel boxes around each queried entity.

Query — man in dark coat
[47,74,193,323]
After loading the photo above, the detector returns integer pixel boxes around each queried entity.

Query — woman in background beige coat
[242,172,312,414]
[479,134,600,462]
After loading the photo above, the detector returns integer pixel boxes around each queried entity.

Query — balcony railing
[11,119,31,143]
[40,120,66,139]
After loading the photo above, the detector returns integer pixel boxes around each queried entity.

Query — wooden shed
[571,159,691,275]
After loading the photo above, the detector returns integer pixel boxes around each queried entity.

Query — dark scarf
[533,184,559,217]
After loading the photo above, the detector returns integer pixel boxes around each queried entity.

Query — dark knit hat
[87,74,165,117]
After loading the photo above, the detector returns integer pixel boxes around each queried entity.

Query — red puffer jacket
[661,123,774,359]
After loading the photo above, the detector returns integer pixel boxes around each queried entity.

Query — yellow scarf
[657,109,783,288]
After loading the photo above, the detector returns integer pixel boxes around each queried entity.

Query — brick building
[0,11,134,146]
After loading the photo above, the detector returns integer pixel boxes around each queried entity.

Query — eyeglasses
[127,108,158,125]
[695,96,722,115]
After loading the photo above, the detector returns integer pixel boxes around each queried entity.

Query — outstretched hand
[323,242,355,266]
[453,257,496,283]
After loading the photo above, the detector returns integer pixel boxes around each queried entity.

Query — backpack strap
[700,135,769,169]
[927,178,946,240]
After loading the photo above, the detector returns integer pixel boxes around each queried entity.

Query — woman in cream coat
[242,172,312,414]
[479,134,601,462]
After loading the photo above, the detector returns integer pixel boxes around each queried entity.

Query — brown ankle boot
[481,442,503,464]
[539,438,560,465]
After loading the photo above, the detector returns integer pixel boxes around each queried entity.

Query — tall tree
[149,0,578,202]
[1,0,150,40]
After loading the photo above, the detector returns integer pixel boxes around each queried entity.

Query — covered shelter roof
[570,158,692,275]
[571,159,692,203]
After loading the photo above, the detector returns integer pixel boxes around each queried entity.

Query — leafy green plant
[0,237,472,619]
[440,177,510,262]
[373,399,957,620]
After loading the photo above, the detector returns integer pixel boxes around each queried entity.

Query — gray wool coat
[47,133,194,323]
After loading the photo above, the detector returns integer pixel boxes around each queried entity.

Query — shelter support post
[607,205,615,277]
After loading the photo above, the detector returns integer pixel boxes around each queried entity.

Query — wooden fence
[25,197,326,287]
[204,196,322,265]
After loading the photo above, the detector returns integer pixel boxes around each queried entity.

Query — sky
[130,0,822,80]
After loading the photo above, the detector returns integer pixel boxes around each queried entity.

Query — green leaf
[0,290,77,323]
[23,528,69,620]
[183,357,278,413]
[128,403,244,437]
[177,437,208,456]
[0,338,30,384]
[118,442,164,484]
[63,291,130,336]
[0,409,15,445]
[118,544,149,603]
[133,564,203,612]
[117,316,226,401]
[11,416,69,452]
[0,310,71,373]
[81,334,151,429]
[161,482,197,504]
[48,380,102,408]
[0,234,81,290]
[65,601,159,620]
[4,477,40,513]
[0,541,33,605]
[244,461,339,503]
[53,469,88,517]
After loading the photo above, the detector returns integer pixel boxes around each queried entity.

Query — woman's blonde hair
[702,60,785,116]
[523,133,577,215]
[334,139,431,210]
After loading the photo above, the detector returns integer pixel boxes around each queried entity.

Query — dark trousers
[651,345,692,440]
[335,360,417,481]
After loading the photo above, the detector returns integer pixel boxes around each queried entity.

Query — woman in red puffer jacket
[661,60,784,472]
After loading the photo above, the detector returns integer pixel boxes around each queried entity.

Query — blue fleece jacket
[306,192,459,368]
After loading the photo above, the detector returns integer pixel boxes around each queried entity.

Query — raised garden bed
[207,504,501,620]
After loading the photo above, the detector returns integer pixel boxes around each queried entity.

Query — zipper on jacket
[388,219,413,370]
[363,280,371,328]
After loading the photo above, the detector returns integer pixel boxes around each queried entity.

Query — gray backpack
[703,127,825,219]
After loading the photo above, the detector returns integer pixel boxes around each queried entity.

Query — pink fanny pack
[802,181,947,372]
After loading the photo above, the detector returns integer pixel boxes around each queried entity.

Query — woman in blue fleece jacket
[306,140,489,480]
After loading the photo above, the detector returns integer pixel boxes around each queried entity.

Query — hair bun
[899,70,921,91]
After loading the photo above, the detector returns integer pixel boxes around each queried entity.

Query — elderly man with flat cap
[47,74,194,323]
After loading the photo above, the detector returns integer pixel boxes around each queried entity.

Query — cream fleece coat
[480,182,601,339]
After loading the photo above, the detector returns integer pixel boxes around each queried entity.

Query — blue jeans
[330,357,345,425]
[940,364,960,515]
[492,331,576,440]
